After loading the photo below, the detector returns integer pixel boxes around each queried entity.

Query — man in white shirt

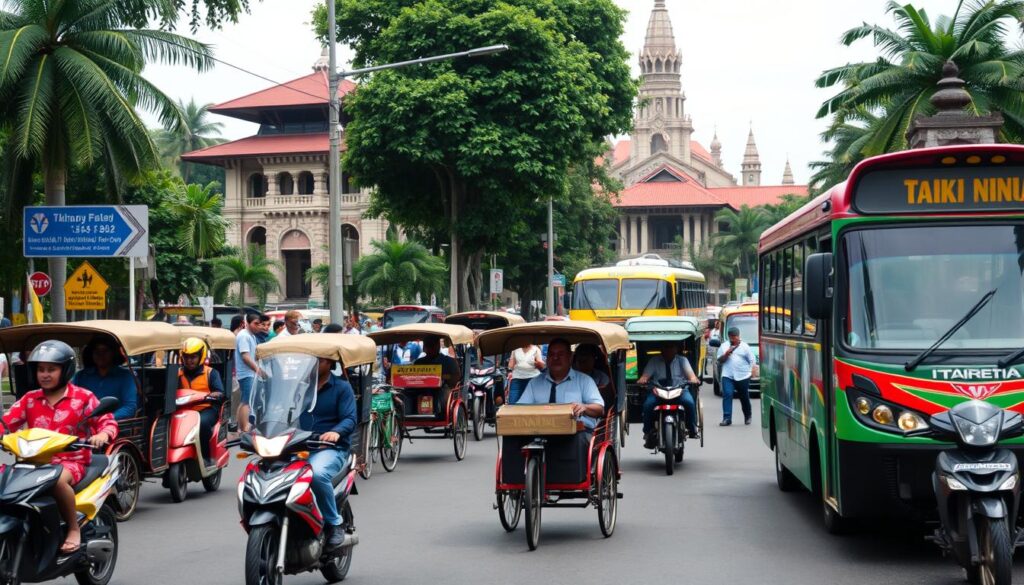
[277,310,301,337]
[637,342,700,448]
[717,327,756,426]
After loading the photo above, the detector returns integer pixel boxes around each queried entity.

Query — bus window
[791,244,803,335]
[572,279,619,310]
[620,279,672,310]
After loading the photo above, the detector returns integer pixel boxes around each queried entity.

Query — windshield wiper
[637,288,661,317]
[858,238,878,344]
[579,284,597,313]
[905,288,998,372]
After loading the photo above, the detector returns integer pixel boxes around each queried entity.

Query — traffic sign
[551,274,566,287]
[490,269,504,294]
[29,272,51,297]
[24,205,149,258]
[65,262,109,310]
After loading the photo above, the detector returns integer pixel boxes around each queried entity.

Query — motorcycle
[929,400,1023,585]
[0,396,121,585]
[646,380,699,475]
[238,352,358,585]
[164,388,230,502]
[468,358,503,441]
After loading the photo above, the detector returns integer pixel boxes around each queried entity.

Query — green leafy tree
[712,206,769,289]
[0,0,212,320]
[351,236,447,306]
[161,182,230,259]
[211,246,281,308]
[115,0,254,31]
[809,106,884,194]
[316,0,636,311]
[816,0,1024,156]
[155,98,225,182]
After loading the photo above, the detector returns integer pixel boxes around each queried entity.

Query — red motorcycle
[164,388,229,502]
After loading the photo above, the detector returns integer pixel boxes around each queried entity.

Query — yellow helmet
[181,336,208,365]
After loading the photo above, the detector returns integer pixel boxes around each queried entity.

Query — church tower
[741,127,762,186]
[710,128,723,168]
[782,157,794,185]
[631,0,693,166]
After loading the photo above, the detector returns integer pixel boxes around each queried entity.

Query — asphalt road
[40,388,1024,585]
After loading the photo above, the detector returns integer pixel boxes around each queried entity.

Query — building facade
[183,52,388,304]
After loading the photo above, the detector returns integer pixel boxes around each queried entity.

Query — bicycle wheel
[597,452,618,537]
[497,490,522,532]
[380,410,402,472]
[360,418,378,480]
[524,457,542,550]
[453,405,468,461]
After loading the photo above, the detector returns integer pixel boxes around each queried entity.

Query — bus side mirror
[805,252,834,321]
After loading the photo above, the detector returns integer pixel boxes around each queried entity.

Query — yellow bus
[569,256,708,323]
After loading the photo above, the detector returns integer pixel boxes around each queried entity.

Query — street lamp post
[547,197,554,316]
[324,4,507,322]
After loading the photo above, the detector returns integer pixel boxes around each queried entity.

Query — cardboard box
[495,404,577,436]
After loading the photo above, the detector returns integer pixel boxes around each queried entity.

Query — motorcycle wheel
[524,457,542,551]
[360,421,378,480]
[453,406,468,461]
[497,490,522,532]
[202,469,222,493]
[380,412,402,473]
[472,397,485,442]
[244,525,281,585]
[74,507,118,585]
[321,500,354,583]
[674,440,684,463]
[167,463,188,503]
[112,450,140,521]
[0,534,21,585]
[967,517,1012,585]
[663,421,675,476]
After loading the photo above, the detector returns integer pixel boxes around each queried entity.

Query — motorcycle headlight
[652,387,683,400]
[999,475,1018,491]
[944,475,968,491]
[252,434,291,458]
[16,436,50,458]
[471,377,490,385]
[953,412,1002,448]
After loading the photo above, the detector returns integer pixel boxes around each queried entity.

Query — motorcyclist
[637,341,701,447]
[1,340,118,553]
[178,337,225,466]
[299,355,358,551]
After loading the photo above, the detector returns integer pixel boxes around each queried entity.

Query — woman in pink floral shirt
[1,340,117,553]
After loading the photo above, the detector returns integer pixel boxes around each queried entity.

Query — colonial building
[608,0,808,266]
[183,51,388,304]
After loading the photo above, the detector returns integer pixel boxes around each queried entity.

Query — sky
[143,0,964,186]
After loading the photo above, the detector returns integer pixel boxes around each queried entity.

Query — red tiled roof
[614,165,726,208]
[209,71,357,118]
[181,133,333,164]
[710,185,809,208]
[690,141,712,164]
[611,139,631,166]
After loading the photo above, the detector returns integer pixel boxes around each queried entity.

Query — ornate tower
[741,127,762,186]
[631,0,693,166]
[782,157,794,185]
[710,128,723,168]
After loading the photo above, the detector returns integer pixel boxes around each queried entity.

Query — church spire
[782,157,794,185]
[741,125,762,186]
[710,127,723,168]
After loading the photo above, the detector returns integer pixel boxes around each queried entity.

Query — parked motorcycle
[0,397,121,585]
[164,388,230,502]
[929,400,1023,585]
[645,381,700,475]
[468,357,504,441]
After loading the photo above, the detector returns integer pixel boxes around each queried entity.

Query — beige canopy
[477,321,631,356]
[0,320,183,356]
[176,326,236,350]
[368,323,476,347]
[444,311,525,330]
[255,333,378,366]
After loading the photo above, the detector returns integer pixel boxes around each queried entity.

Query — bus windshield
[383,309,431,328]
[726,313,759,344]
[572,279,619,310]
[844,224,1024,351]
[620,279,673,310]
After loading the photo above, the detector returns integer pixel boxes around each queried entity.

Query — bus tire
[771,419,799,492]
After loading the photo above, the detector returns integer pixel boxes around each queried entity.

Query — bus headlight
[847,389,930,436]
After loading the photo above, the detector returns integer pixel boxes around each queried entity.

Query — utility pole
[326,0,345,323]
[547,197,554,316]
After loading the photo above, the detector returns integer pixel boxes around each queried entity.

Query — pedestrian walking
[234,314,264,433]
[717,326,756,426]
[277,310,302,337]
[507,341,545,404]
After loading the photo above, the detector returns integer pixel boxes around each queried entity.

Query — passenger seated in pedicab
[515,338,604,432]
[637,341,700,447]
[73,336,139,420]
[413,335,461,387]
[178,337,226,466]
[573,344,610,388]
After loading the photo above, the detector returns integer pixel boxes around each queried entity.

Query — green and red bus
[759,144,1024,532]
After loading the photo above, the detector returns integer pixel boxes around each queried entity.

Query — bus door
[817,235,840,508]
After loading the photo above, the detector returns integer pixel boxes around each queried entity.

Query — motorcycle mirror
[88,396,121,419]
[1002,412,1024,437]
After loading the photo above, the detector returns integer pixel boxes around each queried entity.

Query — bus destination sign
[854,166,1024,214]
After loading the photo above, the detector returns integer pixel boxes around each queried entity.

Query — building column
[639,216,649,254]
[314,171,327,196]
[679,213,688,253]
[618,215,627,255]
[695,212,704,250]
[631,216,640,255]
[266,172,280,196]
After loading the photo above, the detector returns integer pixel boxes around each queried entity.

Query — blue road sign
[23,205,149,258]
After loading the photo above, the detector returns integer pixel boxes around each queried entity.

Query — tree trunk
[45,163,67,322]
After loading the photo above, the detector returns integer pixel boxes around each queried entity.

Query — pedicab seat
[399,385,450,420]
[74,455,109,493]
[500,432,590,485]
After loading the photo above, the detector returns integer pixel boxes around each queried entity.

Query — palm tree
[762,193,813,226]
[162,182,229,259]
[809,106,885,193]
[351,237,447,306]
[156,98,224,181]
[712,206,769,288]
[211,246,282,308]
[305,262,329,301]
[816,0,1024,155]
[0,0,212,321]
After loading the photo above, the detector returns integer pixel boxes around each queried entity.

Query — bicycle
[360,386,404,479]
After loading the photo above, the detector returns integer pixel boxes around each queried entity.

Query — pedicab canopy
[255,333,377,367]
[0,320,183,356]
[623,317,700,342]
[477,321,630,356]
[176,325,236,350]
[367,323,476,347]
[444,311,525,330]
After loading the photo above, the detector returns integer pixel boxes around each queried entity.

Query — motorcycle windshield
[251,353,319,437]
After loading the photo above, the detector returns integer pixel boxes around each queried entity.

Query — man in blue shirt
[515,338,604,430]
[637,341,701,447]
[717,327,756,426]
[299,355,358,552]
[235,314,263,432]
[72,337,138,419]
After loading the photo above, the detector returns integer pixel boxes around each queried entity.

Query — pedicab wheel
[497,490,522,532]
[167,463,188,503]
[472,397,485,442]
[698,397,705,448]
[202,469,222,492]
[380,412,402,473]
[321,500,354,583]
[967,517,1012,585]
[597,453,618,538]
[111,449,139,521]
[453,405,468,461]
[360,421,378,479]
[524,458,542,550]
[663,421,675,476]
[244,525,282,585]
[74,506,118,585]
[619,410,628,448]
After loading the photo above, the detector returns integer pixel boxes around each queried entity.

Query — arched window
[279,173,294,196]
[655,59,663,73]
[297,171,315,195]
[247,226,267,256]
[651,134,667,154]
[248,174,267,198]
